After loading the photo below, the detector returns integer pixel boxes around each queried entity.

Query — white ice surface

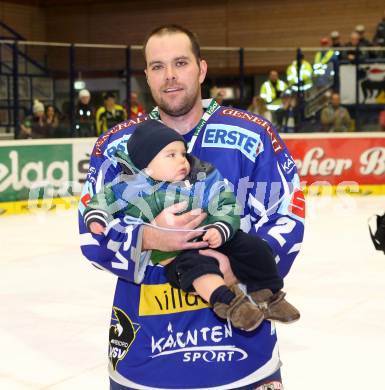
[1,196,385,389]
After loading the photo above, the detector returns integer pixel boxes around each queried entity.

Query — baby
[83,120,300,331]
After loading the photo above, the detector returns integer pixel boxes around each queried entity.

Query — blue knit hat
[127,120,187,169]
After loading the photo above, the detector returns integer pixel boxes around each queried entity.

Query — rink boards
[0,133,384,216]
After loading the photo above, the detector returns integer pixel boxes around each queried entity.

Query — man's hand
[142,201,209,252]
[202,228,222,248]
[199,249,238,286]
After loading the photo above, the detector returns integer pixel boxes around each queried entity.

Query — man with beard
[79,25,305,390]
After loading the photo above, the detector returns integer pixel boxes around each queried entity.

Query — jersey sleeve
[205,170,241,241]
[246,126,305,278]
[78,142,151,284]
[83,183,122,231]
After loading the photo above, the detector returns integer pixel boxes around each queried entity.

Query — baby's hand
[202,228,222,248]
[89,221,106,235]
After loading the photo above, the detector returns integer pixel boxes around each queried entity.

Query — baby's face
[146,141,190,182]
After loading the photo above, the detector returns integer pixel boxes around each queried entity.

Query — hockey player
[83,119,300,332]
[79,24,305,389]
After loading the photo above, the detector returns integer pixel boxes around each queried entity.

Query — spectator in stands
[373,10,385,47]
[313,37,336,76]
[355,24,373,47]
[286,53,313,92]
[373,10,385,59]
[209,86,228,106]
[95,92,127,135]
[342,31,370,62]
[329,31,342,64]
[330,30,342,48]
[275,91,301,133]
[20,99,49,139]
[247,95,272,122]
[320,92,352,132]
[356,24,377,59]
[379,107,385,130]
[45,104,60,130]
[129,91,146,119]
[214,90,225,105]
[259,70,288,111]
[75,89,95,137]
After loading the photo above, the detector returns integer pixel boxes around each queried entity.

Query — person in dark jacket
[20,100,50,139]
[83,120,299,331]
[374,11,385,46]
[373,10,385,58]
[75,89,95,137]
[275,92,301,133]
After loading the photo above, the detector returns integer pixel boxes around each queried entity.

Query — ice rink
[1,195,385,390]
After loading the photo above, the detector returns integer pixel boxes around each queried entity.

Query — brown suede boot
[249,289,300,323]
[213,285,264,331]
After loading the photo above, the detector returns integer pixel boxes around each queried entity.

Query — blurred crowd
[247,72,353,134]
[18,11,385,138]
[19,90,146,139]
[245,12,385,133]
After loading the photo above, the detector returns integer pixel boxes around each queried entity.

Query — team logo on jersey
[202,124,264,162]
[93,117,145,157]
[280,153,296,174]
[80,192,91,207]
[103,134,131,166]
[78,181,95,215]
[221,108,284,154]
[288,187,305,219]
[109,307,140,370]
[150,321,248,363]
[275,170,305,222]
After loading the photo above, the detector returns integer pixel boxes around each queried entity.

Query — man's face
[46,106,54,117]
[351,33,360,46]
[144,32,207,117]
[331,94,340,107]
[80,95,90,105]
[269,71,278,82]
[105,97,115,110]
[332,37,340,45]
[131,92,138,106]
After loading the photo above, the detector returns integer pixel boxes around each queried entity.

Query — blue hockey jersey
[78,99,305,389]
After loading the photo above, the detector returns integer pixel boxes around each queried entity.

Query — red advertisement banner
[283,135,385,186]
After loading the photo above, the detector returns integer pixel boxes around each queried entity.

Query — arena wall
[1,133,384,216]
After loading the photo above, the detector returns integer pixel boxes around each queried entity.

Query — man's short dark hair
[142,24,201,65]
[104,92,116,100]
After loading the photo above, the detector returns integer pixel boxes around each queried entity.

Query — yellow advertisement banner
[0,197,79,216]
